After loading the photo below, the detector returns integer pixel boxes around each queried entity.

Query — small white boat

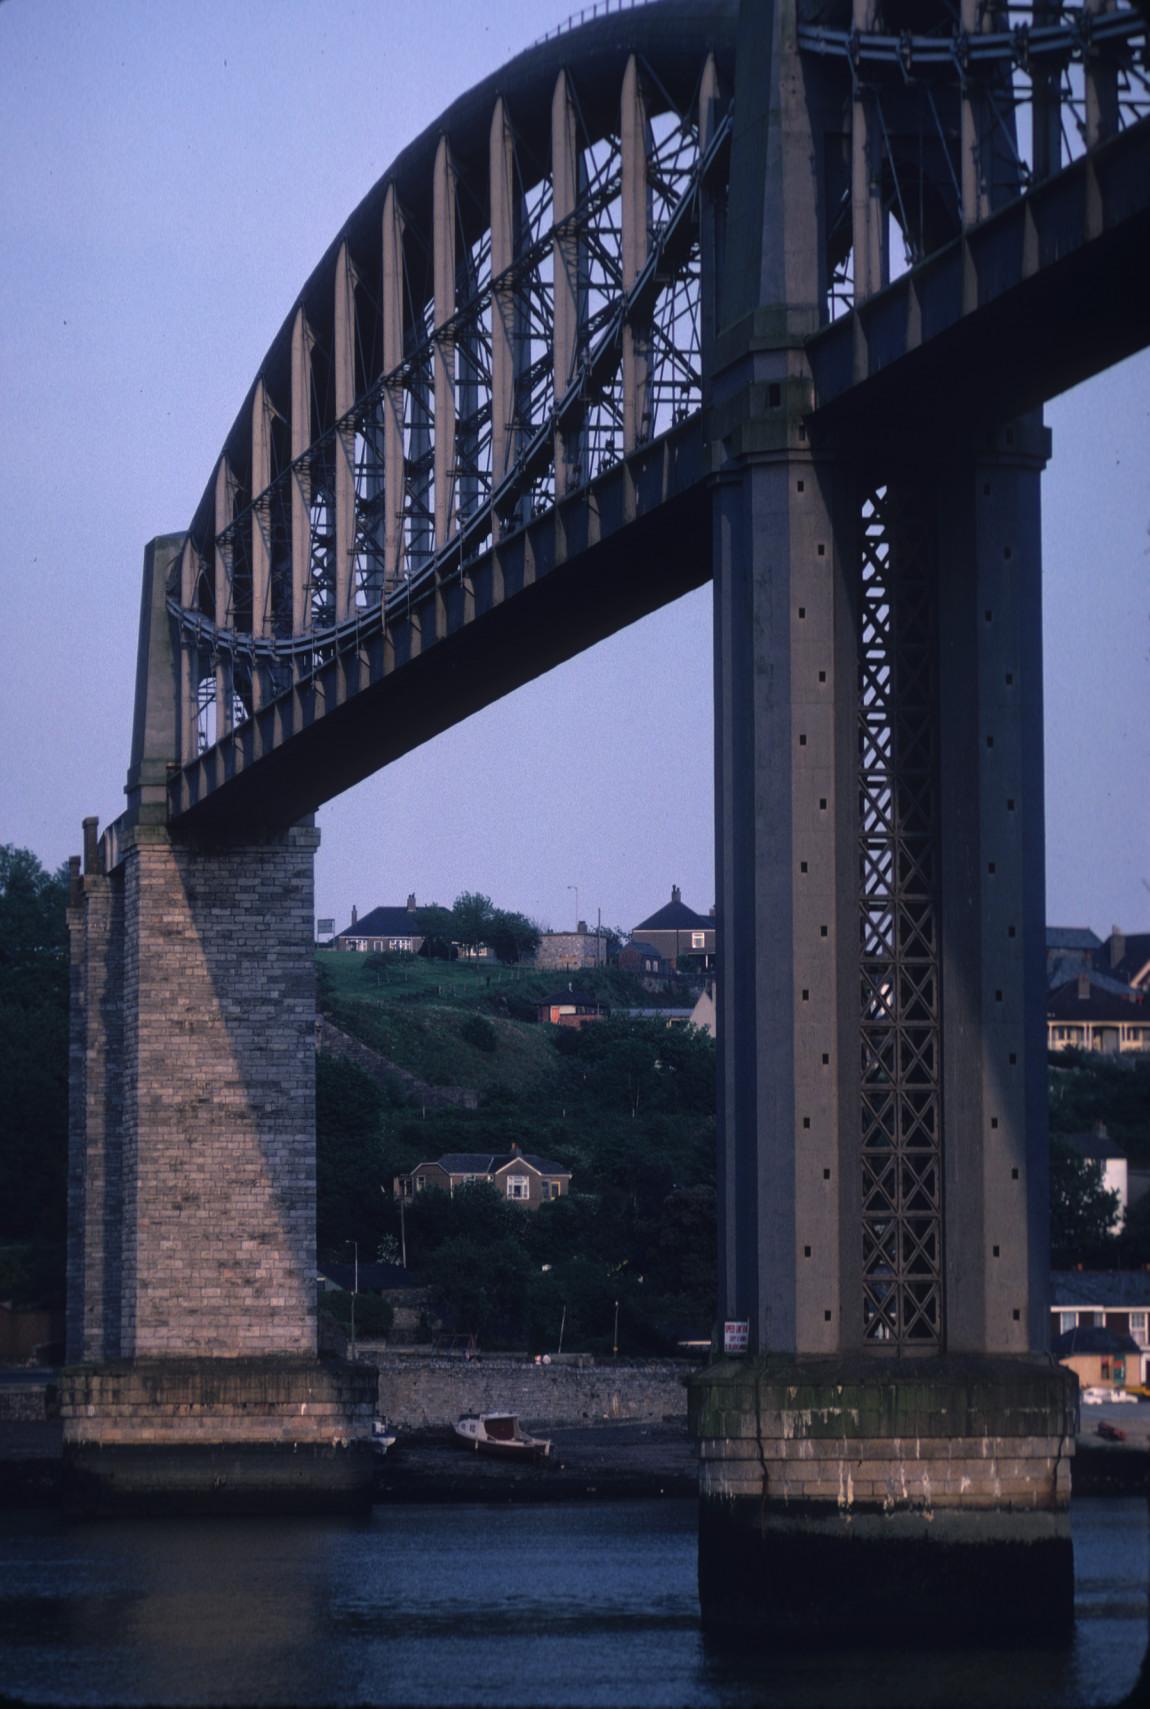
[371,1418,397,1456]
[453,1411,551,1460]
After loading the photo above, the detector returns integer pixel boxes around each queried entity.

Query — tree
[488,908,541,965]
[315,1053,390,1257]
[1049,1136,1121,1267]
[415,904,456,960]
[0,847,70,1296]
[429,1233,532,1343]
[451,891,495,957]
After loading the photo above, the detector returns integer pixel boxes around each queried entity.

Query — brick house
[617,939,670,986]
[395,1144,572,1209]
[632,885,716,971]
[536,990,605,1028]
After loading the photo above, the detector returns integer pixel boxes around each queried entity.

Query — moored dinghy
[453,1412,551,1460]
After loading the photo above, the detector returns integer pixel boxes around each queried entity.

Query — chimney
[67,854,83,908]
[1110,927,1125,970]
[577,918,588,934]
[407,893,417,912]
[351,905,358,928]
[511,1141,521,1155]
[1077,972,1090,1001]
[671,884,681,905]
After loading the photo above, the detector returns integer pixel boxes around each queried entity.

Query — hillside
[314,948,718,1353]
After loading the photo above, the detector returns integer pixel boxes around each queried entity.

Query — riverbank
[0,1416,696,1506]
[5,1378,1150,1506]
[374,1420,697,1502]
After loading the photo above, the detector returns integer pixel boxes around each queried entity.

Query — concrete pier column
[693,427,1076,1637]
[690,0,1075,1642]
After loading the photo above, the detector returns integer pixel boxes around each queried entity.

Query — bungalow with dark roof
[395,1144,572,1209]
[1051,1270,1150,1387]
[336,897,424,954]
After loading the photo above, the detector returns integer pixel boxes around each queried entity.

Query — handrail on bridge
[534,0,660,47]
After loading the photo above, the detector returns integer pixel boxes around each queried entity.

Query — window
[1131,1312,1148,1348]
[1058,1311,1076,1335]
[691,932,705,949]
[505,1175,530,1201]
[546,1181,562,1200]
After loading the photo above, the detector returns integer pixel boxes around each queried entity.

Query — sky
[0,0,1146,942]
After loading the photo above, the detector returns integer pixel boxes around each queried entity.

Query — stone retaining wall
[0,1385,53,1423]
[363,1354,691,1429]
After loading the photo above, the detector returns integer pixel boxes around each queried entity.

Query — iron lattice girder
[798,11,1145,77]
[858,484,944,1349]
[171,109,727,695]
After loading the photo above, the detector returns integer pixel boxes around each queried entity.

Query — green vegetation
[1049,1137,1121,1268]
[1049,1049,1150,1162]
[1048,1051,1150,1266]
[0,847,70,1305]
[6,832,1147,1338]
[316,953,718,1351]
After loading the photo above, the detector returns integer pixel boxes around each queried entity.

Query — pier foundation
[690,1355,1076,1641]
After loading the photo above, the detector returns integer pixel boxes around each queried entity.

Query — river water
[0,1497,1145,1708]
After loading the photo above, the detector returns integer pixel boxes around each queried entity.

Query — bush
[459,1013,498,1054]
[318,1289,395,1338]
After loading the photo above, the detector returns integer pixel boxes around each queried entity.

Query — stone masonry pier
[64,544,376,1516]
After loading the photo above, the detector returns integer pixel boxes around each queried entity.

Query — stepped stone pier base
[60,1357,378,1514]
[689,1356,1078,1644]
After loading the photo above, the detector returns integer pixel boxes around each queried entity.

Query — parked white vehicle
[1081,1388,1109,1405]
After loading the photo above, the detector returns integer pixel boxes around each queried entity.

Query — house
[632,885,716,971]
[335,897,424,955]
[1055,1124,1129,1231]
[536,989,605,1028]
[1047,970,1150,1054]
[1102,928,1150,992]
[533,922,610,972]
[690,982,716,1037]
[316,1259,429,1345]
[617,1006,696,1027]
[618,939,670,984]
[396,1144,572,1209]
[1050,1270,1150,1386]
[1046,926,1103,985]
[1052,1323,1142,1391]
